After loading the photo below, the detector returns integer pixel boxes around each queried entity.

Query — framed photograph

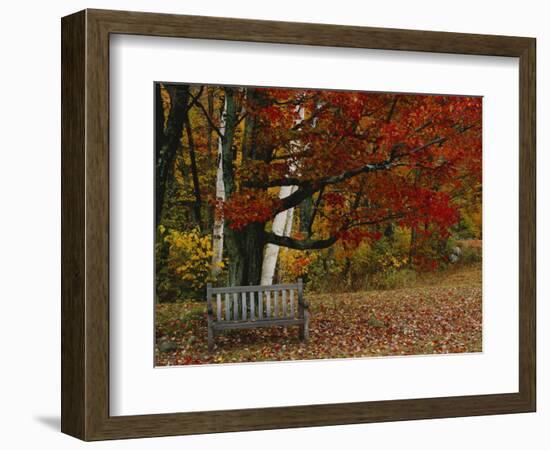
[61,9,536,440]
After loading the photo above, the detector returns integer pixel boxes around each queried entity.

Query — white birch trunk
[211,96,226,275]
[260,104,305,285]
[260,185,297,285]
[283,201,295,238]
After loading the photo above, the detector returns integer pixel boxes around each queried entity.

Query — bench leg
[207,285,214,351]
[299,309,309,343]
[207,325,214,352]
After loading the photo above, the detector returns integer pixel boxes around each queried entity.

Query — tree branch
[344,213,405,230]
[236,112,248,127]
[183,113,203,231]
[278,183,318,212]
[267,123,478,213]
[265,211,403,251]
[386,97,398,122]
[264,231,338,250]
[188,92,223,139]
[270,148,313,161]
[290,103,329,131]
[307,186,325,237]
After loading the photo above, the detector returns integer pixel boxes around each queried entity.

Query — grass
[155,264,482,366]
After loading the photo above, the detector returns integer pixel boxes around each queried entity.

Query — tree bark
[226,222,265,286]
[205,88,215,230]
[284,197,296,237]
[183,112,203,231]
[219,88,244,284]
[264,231,338,250]
[409,226,417,266]
[299,196,314,233]
[211,93,227,276]
[224,88,271,286]
[206,88,214,157]
[261,185,297,285]
[409,168,421,266]
[260,105,304,285]
[155,84,189,226]
[221,88,238,196]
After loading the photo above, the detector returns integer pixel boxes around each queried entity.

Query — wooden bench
[206,279,309,351]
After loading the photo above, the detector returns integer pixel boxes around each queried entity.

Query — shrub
[453,211,481,240]
[458,243,482,265]
[277,247,318,281]
[156,226,224,302]
[368,268,418,290]
[288,228,412,293]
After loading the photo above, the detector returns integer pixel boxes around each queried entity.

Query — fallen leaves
[155,266,482,366]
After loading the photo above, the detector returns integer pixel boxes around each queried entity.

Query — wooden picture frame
[61,9,536,441]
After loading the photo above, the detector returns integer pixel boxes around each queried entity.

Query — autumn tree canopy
[155,84,481,292]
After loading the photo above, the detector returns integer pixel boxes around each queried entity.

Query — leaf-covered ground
[155,265,482,366]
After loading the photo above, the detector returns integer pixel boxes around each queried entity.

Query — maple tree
[155,83,481,292]
[154,83,483,364]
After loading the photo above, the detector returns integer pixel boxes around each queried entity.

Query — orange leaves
[278,248,318,279]
[223,89,480,240]
[170,85,482,260]
[223,190,279,230]
[322,191,346,208]
[338,228,381,248]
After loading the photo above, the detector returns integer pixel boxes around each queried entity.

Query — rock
[449,254,459,263]
[158,340,178,352]
[452,246,462,256]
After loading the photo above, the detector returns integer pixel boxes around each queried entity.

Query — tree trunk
[155,84,189,226]
[244,223,266,285]
[226,222,266,286]
[261,185,297,285]
[183,112,203,231]
[223,88,275,287]
[343,257,352,288]
[224,88,267,286]
[206,88,214,158]
[260,104,304,285]
[205,88,215,230]
[284,198,296,237]
[409,226,417,266]
[221,88,238,196]
[409,168,421,266]
[219,87,242,284]
[299,196,314,233]
[211,93,227,276]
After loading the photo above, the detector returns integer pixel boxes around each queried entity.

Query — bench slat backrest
[207,280,303,323]
[209,282,301,294]
[216,293,221,321]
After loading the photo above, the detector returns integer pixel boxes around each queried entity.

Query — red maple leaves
[222,88,481,249]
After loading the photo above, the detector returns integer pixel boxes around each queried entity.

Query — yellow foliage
[160,84,171,128]
[278,248,318,281]
[164,228,223,291]
[335,239,407,272]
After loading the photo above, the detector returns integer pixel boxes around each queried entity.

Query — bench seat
[206,279,309,351]
[212,318,304,331]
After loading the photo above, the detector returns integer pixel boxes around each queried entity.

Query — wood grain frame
[61,9,536,441]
